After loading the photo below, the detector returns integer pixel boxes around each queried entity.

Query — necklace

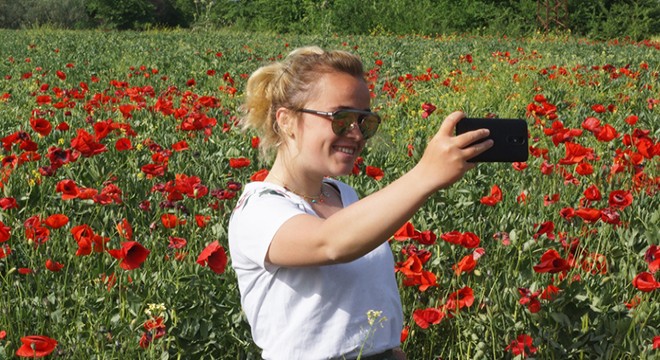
[268,174,328,204]
[283,185,328,204]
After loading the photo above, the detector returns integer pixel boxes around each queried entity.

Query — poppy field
[0,29,658,359]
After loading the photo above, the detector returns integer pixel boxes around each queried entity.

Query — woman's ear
[275,107,295,138]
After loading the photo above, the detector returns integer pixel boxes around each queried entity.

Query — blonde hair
[240,46,365,160]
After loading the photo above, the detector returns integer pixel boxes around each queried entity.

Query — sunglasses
[298,108,381,140]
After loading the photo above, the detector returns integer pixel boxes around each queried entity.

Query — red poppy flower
[116,218,133,241]
[44,214,68,229]
[118,104,137,119]
[543,193,560,206]
[533,221,555,239]
[15,335,57,358]
[108,241,150,270]
[418,230,437,245]
[421,102,436,118]
[632,272,660,292]
[505,334,537,358]
[251,136,260,148]
[653,335,660,350]
[480,184,503,206]
[575,208,602,223]
[55,179,80,200]
[460,232,481,248]
[168,236,187,249]
[0,197,19,210]
[608,190,633,210]
[396,252,424,274]
[141,163,167,178]
[624,115,638,125]
[445,286,474,311]
[581,117,601,132]
[645,245,660,273]
[453,253,476,275]
[71,224,109,255]
[392,222,420,241]
[45,259,65,272]
[402,269,437,292]
[194,214,210,228]
[559,142,594,165]
[171,140,189,151]
[540,283,560,301]
[70,129,107,157]
[36,95,51,105]
[575,161,593,176]
[540,160,554,175]
[196,240,227,274]
[400,326,409,343]
[161,214,180,229]
[115,138,133,151]
[412,308,444,329]
[595,124,618,142]
[518,287,541,313]
[18,267,33,275]
[533,249,570,274]
[559,207,575,220]
[229,157,251,169]
[0,221,10,242]
[512,162,528,171]
[441,230,463,245]
[365,166,384,181]
[30,118,52,137]
[250,169,269,181]
[56,121,69,131]
[583,184,602,201]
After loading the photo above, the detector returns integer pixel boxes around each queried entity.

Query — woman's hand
[413,111,493,191]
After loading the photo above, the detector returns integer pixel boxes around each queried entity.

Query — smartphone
[455,118,529,162]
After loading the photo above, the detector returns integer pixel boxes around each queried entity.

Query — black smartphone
[455,118,529,162]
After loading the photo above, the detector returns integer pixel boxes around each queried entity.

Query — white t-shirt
[228,178,403,360]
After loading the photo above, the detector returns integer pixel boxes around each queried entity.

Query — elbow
[323,242,360,264]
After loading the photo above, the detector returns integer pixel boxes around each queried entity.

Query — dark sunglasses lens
[332,111,379,139]
[331,111,356,136]
[358,115,380,139]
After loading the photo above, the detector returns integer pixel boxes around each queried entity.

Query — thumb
[437,111,466,137]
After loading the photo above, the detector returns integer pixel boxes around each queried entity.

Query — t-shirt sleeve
[228,188,307,270]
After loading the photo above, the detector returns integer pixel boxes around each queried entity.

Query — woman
[228,46,492,360]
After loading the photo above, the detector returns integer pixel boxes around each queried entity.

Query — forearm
[319,165,437,263]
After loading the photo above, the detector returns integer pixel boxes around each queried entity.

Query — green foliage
[86,0,156,30]
[1,0,660,39]
[0,0,93,29]
[568,0,660,40]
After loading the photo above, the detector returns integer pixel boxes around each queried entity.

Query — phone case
[455,118,529,162]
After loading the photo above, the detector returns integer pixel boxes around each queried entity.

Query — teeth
[336,146,354,155]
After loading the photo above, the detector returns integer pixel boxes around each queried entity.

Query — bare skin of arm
[266,111,493,267]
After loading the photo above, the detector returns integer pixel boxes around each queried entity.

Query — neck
[266,156,326,200]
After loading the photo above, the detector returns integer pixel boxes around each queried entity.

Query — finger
[455,128,491,148]
[464,138,494,158]
[437,111,466,137]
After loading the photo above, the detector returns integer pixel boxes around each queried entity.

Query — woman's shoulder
[233,181,293,213]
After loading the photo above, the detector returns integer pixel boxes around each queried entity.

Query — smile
[335,146,355,155]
